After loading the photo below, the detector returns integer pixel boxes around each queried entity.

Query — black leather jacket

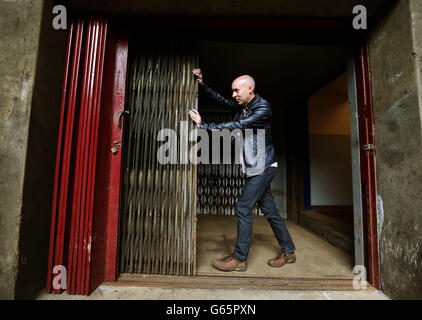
[199,83,277,177]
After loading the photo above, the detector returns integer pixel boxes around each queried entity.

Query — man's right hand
[192,68,203,86]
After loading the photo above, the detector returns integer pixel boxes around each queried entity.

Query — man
[189,69,296,272]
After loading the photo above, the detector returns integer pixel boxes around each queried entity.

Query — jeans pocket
[268,166,277,180]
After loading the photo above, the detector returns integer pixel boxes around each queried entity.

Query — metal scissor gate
[118,41,198,276]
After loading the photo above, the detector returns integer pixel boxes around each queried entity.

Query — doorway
[194,41,355,278]
[117,36,361,280]
[45,16,380,296]
[299,73,354,256]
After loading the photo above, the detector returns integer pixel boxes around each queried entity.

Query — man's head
[231,75,255,106]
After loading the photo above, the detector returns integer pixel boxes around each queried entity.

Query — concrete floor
[196,215,354,278]
[37,285,389,300]
[37,215,389,300]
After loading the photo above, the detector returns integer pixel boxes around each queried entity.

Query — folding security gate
[46,18,108,295]
[46,18,129,295]
[118,41,198,276]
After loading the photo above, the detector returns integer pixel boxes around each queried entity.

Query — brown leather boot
[268,252,296,268]
[212,255,247,272]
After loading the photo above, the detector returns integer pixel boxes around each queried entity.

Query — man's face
[232,80,252,106]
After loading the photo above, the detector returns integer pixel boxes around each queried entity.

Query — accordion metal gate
[46,18,108,295]
[118,41,198,276]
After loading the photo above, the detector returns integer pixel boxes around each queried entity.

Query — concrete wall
[368,0,422,300]
[0,0,67,299]
[15,0,67,299]
[0,0,45,300]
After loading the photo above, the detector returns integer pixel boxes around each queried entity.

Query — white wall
[308,74,353,206]
[309,134,353,205]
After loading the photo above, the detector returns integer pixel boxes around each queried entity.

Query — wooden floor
[117,273,361,291]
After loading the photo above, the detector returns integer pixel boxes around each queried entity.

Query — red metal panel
[69,19,92,294]
[77,19,99,294]
[89,26,120,290]
[48,17,125,295]
[81,19,101,294]
[355,43,381,290]
[54,20,84,294]
[82,19,106,294]
[62,20,82,293]
[85,19,108,295]
[46,20,74,293]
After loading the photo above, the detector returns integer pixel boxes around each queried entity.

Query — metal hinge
[362,144,374,151]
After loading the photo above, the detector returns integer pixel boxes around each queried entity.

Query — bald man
[189,69,296,272]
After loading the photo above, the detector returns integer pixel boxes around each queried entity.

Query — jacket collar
[245,93,260,110]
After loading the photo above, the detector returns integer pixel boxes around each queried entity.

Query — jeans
[233,166,296,262]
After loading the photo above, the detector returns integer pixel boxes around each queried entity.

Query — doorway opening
[44,17,380,295]
[195,41,354,278]
[299,73,354,256]
[117,35,359,280]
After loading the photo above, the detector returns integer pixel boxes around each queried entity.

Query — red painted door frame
[91,25,128,284]
[103,33,128,282]
[354,43,381,289]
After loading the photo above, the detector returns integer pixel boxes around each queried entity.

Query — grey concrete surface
[15,0,67,300]
[196,215,354,278]
[36,285,389,300]
[368,0,422,300]
[0,0,45,300]
[0,0,67,299]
